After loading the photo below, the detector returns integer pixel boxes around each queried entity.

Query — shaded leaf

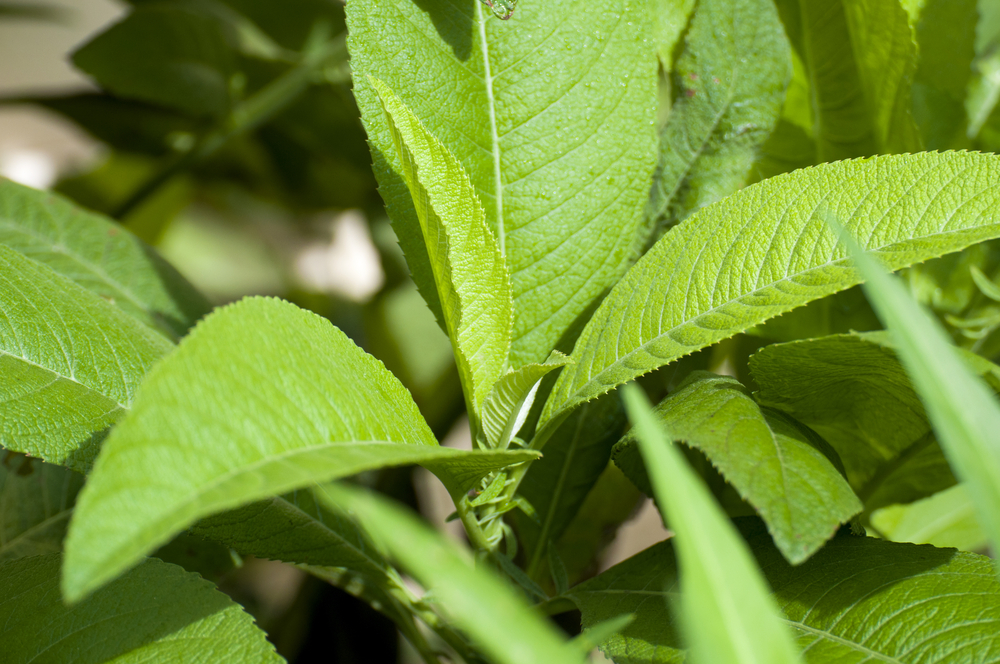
[0,453,83,561]
[567,519,1000,663]
[615,372,860,564]
[63,297,537,602]
[620,385,801,664]
[544,152,1000,429]
[372,78,512,415]
[348,0,658,366]
[0,554,282,663]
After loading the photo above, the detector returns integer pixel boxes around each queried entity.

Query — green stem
[455,492,493,553]
[113,32,348,220]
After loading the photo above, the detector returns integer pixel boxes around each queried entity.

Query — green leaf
[566,518,1000,663]
[62,297,537,602]
[0,178,210,339]
[966,0,1000,139]
[652,0,695,72]
[838,222,1000,575]
[0,554,283,664]
[371,78,512,415]
[348,0,658,366]
[647,0,791,231]
[0,453,83,560]
[751,331,1000,512]
[870,484,987,551]
[483,351,570,449]
[615,372,860,564]
[544,152,1000,429]
[775,0,921,160]
[320,483,582,664]
[72,5,237,118]
[620,385,802,664]
[0,244,173,472]
[517,392,626,577]
[910,0,978,149]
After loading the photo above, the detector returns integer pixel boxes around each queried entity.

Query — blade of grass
[621,385,802,664]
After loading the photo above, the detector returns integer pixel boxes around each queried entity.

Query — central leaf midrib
[474,2,504,257]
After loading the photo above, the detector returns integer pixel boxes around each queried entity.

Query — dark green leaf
[0,453,83,561]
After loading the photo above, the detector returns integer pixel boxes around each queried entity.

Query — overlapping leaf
[372,78,512,415]
[0,454,83,560]
[647,0,790,232]
[482,351,570,449]
[0,554,282,664]
[63,297,537,602]
[544,152,1000,428]
[348,0,658,366]
[870,484,987,551]
[620,386,802,664]
[566,519,1000,663]
[615,373,860,564]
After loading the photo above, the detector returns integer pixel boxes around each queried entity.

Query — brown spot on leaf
[685,88,696,97]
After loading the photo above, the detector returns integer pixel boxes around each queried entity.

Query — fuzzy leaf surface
[567,519,1000,663]
[752,332,1000,511]
[615,373,860,564]
[0,554,282,663]
[63,297,537,602]
[348,0,658,366]
[0,244,173,472]
[321,484,582,664]
[482,351,570,449]
[648,0,790,230]
[620,386,802,664]
[0,179,209,339]
[373,78,512,414]
[545,152,1000,427]
[0,454,83,561]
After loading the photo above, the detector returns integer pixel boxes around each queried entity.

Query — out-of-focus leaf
[870,484,987,552]
[615,373,860,564]
[652,0,695,71]
[0,554,283,663]
[320,484,582,664]
[0,453,83,561]
[63,297,537,603]
[620,386,802,664]
[749,286,880,342]
[73,5,238,118]
[566,518,1000,663]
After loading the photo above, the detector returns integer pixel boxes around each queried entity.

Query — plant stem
[113,31,348,220]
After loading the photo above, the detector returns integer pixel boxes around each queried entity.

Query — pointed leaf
[0,244,173,472]
[622,385,802,664]
[616,373,860,564]
[870,484,987,551]
[348,0,658,366]
[839,223,1000,574]
[372,78,512,415]
[752,331,1000,511]
[483,351,570,449]
[0,554,282,664]
[0,179,210,339]
[566,519,1000,663]
[0,454,83,560]
[544,152,1000,428]
[647,0,790,231]
[320,483,582,664]
[63,297,537,602]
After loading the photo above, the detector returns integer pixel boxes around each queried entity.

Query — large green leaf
[620,386,802,664]
[0,178,210,339]
[73,4,237,118]
[0,244,173,472]
[320,483,582,664]
[841,224,1000,574]
[544,152,1000,428]
[63,297,537,602]
[0,453,83,561]
[752,331,1000,512]
[517,392,626,576]
[348,0,658,366]
[0,554,282,663]
[372,78,512,415]
[566,519,1000,663]
[615,372,860,564]
[647,0,790,232]
[775,0,920,160]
